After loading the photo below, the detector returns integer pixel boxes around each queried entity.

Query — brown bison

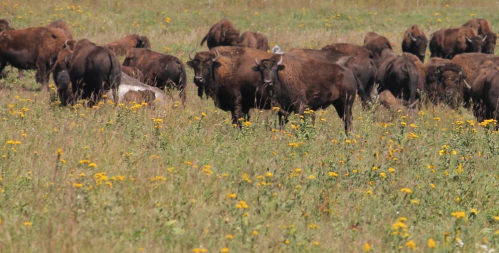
[46,20,73,40]
[187,47,274,124]
[63,39,121,106]
[378,90,405,111]
[200,18,240,49]
[51,46,74,104]
[364,32,393,59]
[0,27,67,90]
[376,49,422,107]
[122,48,187,105]
[424,63,468,107]
[426,57,452,66]
[0,19,14,32]
[429,27,484,59]
[287,48,374,104]
[472,61,499,128]
[104,34,151,56]
[321,43,373,59]
[451,53,499,88]
[252,54,358,133]
[237,31,269,51]
[402,25,428,63]
[121,66,144,82]
[462,18,497,54]
[402,52,426,82]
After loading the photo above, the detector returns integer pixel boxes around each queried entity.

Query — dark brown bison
[287,48,374,104]
[252,54,358,133]
[51,46,74,104]
[321,43,373,59]
[46,20,73,40]
[426,57,452,66]
[0,19,14,32]
[364,32,393,59]
[424,63,468,107]
[200,18,240,49]
[402,25,428,63]
[104,34,151,56]
[376,49,422,107]
[122,48,187,105]
[451,53,499,88]
[121,65,144,82]
[237,31,269,51]
[402,52,426,83]
[187,47,274,124]
[63,39,121,106]
[462,18,497,54]
[0,27,67,90]
[472,61,499,128]
[429,27,484,59]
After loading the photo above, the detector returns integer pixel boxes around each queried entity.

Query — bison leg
[35,60,49,91]
[333,95,354,134]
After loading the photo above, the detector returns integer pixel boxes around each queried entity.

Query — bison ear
[65,40,75,50]
[277,65,285,71]
[213,62,221,68]
[386,42,392,49]
[252,66,259,72]
[186,61,194,68]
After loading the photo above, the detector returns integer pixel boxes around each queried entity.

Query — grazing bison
[287,48,374,103]
[187,47,274,124]
[64,39,121,106]
[429,27,484,59]
[0,19,14,31]
[122,48,187,105]
[472,61,499,128]
[0,27,67,90]
[104,34,151,56]
[46,20,73,40]
[321,43,373,59]
[462,18,497,54]
[376,49,422,107]
[121,66,144,82]
[200,18,240,49]
[402,25,428,63]
[364,32,393,59]
[252,54,358,133]
[237,31,269,51]
[424,63,468,107]
[51,46,74,105]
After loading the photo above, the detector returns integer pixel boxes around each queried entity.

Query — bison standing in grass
[424,63,468,108]
[200,18,240,49]
[104,34,151,56]
[462,18,497,54]
[429,27,484,59]
[472,61,499,129]
[46,20,73,40]
[402,25,428,63]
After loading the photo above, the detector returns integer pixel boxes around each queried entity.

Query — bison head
[222,29,240,46]
[186,49,220,98]
[137,36,151,50]
[466,35,483,53]
[408,33,428,62]
[426,63,468,107]
[482,33,497,54]
[252,55,284,96]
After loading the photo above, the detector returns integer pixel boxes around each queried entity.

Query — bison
[451,53,499,88]
[429,27,484,59]
[0,19,14,32]
[364,32,393,59]
[402,25,428,63]
[426,57,452,66]
[46,20,73,40]
[122,48,187,105]
[104,34,151,56]
[200,18,240,49]
[0,27,67,90]
[472,61,499,128]
[187,47,274,124]
[424,63,468,108]
[63,39,121,106]
[252,54,358,133]
[321,43,373,59]
[462,18,497,54]
[51,46,74,105]
[237,31,269,51]
[376,49,422,107]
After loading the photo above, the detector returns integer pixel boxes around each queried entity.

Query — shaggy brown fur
[0,19,14,31]
[104,34,151,56]
[364,32,393,59]
[378,90,405,111]
[426,57,451,66]
[424,63,467,107]
[451,53,499,87]
[123,90,156,104]
[51,47,74,105]
[402,25,428,62]
[403,52,426,82]
[0,27,67,90]
[321,43,373,59]
[462,18,497,54]
[46,20,73,40]
[122,48,186,105]
[237,31,269,51]
[200,18,240,49]
[429,28,484,59]
[472,61,499,128]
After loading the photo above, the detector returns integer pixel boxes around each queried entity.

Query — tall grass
[0,0,498,252]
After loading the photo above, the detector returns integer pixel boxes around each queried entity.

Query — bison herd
[1,17,499,132]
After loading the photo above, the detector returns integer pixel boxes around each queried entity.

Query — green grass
[0,0,499,252]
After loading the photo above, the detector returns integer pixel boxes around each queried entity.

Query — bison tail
[355,74,370,104]
[200,33,208,46]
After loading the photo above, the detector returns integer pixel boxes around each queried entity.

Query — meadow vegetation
[0,0,499,252]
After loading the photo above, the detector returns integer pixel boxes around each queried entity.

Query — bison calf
[201,18,240,49]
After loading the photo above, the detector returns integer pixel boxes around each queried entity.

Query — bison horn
[189,48,196,60]
[255,57,260,66]
[212,49,220,62]
[462,79,472,89]
[429,33,433,41]
[409,33,416,42]
[277,55,283,65]
[466,36,472,43]
[483,35,487,42]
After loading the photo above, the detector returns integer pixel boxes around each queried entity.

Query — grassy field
[1,0,499,252]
